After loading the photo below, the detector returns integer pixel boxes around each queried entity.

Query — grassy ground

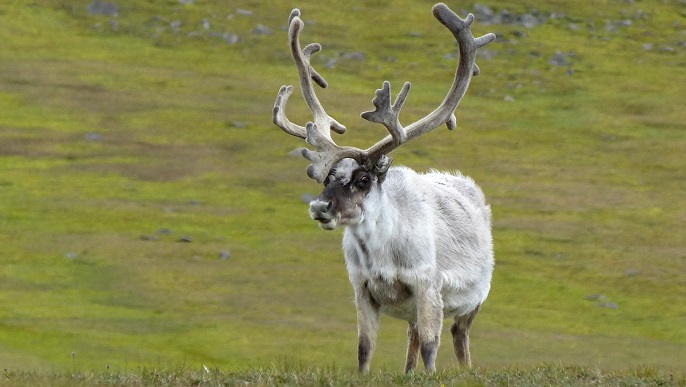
[0,0,684,379]
[1,364,685,386]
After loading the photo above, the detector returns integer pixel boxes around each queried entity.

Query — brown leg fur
[450,304,480,367]
[404,323,420,373]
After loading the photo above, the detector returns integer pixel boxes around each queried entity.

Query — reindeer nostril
[325,201,333,213]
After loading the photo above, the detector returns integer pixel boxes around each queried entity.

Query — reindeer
[272,3,495,373]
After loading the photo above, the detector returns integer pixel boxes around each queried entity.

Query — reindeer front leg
[354,285,380,373]
[415,283,444,373]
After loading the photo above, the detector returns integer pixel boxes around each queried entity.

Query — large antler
[273,3,495,183]
[272,10,346,141]
[361,3,495,163]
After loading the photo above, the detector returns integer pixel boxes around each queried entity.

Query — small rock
[140,235,159,241]
[87,0,118,17]
[598,302,618,309]
[178,236,193,243]
[223,32,240,45]
[235,8,253,16]
[178,0,193,4]
[64,252,78,259]
[84,132,103,141]
[343,51,365,61]
[624,269,640,276]
[503,95,515,102]
[520,13,539,29]
[617,19,632,28]
[642,43,654,51]
[473,3,495,22]
[548,52,569,66]
[229,121,246,128]
[324,58,337,69]
[252,24,272,36]
[478,49,497,60]
[219,251,231,260]
[584,294,606,301]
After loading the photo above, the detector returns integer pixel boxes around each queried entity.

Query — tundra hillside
[0,0,684,376]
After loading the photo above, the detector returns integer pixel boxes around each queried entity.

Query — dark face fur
[309,158,378,230]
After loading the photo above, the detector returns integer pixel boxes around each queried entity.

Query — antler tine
[361,3,495,162]
[273,8,365,183]
[272,9,346,142]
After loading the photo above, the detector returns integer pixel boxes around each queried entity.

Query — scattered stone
[407,32,423,38]
[88,0,119,17]
[472,3,495,21]
[177,236,193,243]
[178,0,193,4]
[229,121,246,128]
[252,24,272,36]
[471,4,547,29]
[235,8,253,16]
[548,52,569,66]
[478,49,497,60]
[84,132,103,141]
[223,32,240,45]
[520,13,541,29]
[624,269,640,276]
[343,51,365,61]
[511,30,527,38]
[324,57,337,69]
[617,19,632,27]
[598,302,619,309]
[169,20,181,32]
[503,95,515,103]
[64,252,78,259]
[584,294,606,301]
[219,250,231,260]
[157,228,172,235]
[140,235,159,241]
[201,18,210,31]
[642,43,654,51]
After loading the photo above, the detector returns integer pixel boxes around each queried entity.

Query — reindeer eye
[355,175,371,189]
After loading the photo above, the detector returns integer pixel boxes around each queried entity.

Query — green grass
[0,0,685,379]
[1,364,684,386]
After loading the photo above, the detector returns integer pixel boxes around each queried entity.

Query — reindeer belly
[365,277,417,320]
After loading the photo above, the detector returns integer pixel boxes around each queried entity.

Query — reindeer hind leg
[450,304,480,367]
[404,322,420,373]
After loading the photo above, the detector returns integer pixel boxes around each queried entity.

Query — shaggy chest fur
[342,166,494,321]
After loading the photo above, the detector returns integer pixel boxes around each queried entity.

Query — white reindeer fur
[340,162,493,317]
[309,158,493,372]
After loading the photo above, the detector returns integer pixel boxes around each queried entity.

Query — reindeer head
[273,3,495,230]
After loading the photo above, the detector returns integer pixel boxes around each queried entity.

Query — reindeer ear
[373,155,392,180]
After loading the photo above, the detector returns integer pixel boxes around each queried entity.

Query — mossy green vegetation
[0,0,684,378]
[1,363,685,387]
